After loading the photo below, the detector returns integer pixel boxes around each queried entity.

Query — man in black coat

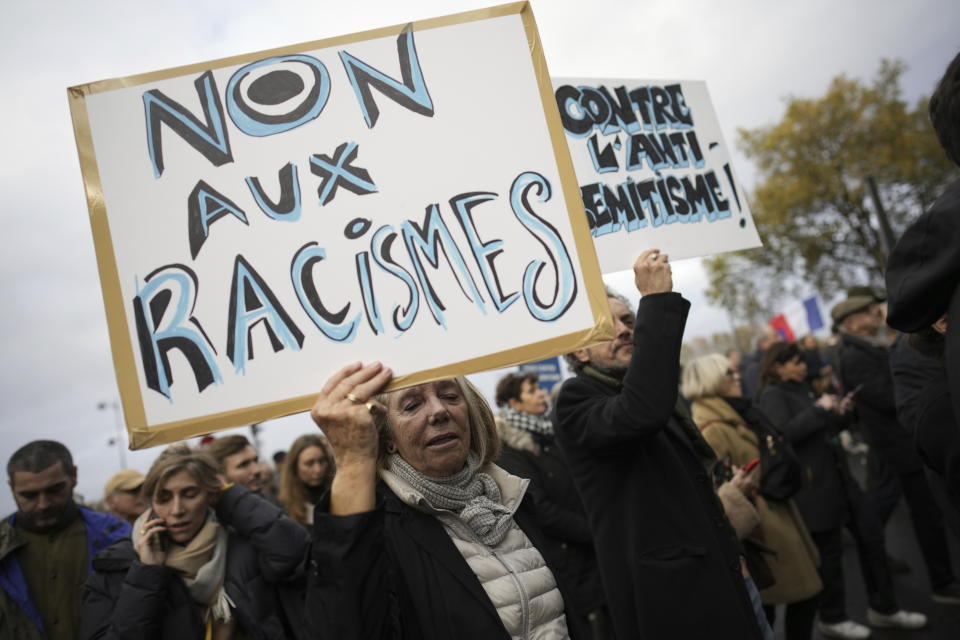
[554,250,767,640]
[834,296,960,604]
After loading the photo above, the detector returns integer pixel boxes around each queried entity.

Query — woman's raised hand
[311,362,393,462]
[310,362,393,515]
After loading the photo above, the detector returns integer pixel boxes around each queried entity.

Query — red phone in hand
[741,458,760,473]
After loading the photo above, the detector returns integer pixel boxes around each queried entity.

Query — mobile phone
[147,511,168,552]
[741,458,761,473]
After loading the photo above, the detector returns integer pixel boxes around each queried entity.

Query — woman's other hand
[731,463,760,498]
[815,394,840,412]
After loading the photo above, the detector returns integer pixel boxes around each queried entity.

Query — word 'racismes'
[133,26,577,401]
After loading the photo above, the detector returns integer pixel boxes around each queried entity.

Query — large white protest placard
[69,3,612,448]
[553,78,761,273]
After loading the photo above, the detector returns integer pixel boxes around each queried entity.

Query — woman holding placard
[304,362,582,639]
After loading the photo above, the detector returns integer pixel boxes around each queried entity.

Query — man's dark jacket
[0,507,130,640]
[80,485,309,640]
[554,292,763,640]
[757,380,854,532]
[840,333,923,474]
[305,483,585,640]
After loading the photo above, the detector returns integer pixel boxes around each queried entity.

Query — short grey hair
[563,286,633,373]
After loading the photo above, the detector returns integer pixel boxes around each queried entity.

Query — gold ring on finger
[345,392,363,404]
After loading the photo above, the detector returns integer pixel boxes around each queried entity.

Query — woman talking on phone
[80,444,309,639]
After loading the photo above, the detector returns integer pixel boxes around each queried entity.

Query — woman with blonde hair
[279,433,336,526]
[683,353,822,640]
[304,362,584,639]
[81,444,309,639]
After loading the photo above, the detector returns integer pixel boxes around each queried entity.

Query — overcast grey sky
[1,0,957,514]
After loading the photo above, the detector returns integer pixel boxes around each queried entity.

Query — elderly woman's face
[152,470,213,544]
[386,379,471,477]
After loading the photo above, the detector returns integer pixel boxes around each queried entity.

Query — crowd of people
[2,51,960,640]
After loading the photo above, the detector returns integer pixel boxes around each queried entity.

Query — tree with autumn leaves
[705,60,956,324]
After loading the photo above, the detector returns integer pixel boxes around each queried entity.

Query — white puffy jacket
[381,464,570,640]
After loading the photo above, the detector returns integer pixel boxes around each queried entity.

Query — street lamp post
[98,400,126,469]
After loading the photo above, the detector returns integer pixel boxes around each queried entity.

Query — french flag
[769,296,826,342]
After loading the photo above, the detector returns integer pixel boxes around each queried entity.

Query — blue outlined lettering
[587,134,619,173]
[245,162,302,222]
[310,141,377,206]
[290,242,360,343]
[340,23,434,128]
[449,192,519,313]
[188,180,249,259]
[226,55,330,137]
[226,255,304,373]
[133,264,222,400]
[356,251,384,335]
[509,172,577,322]
[401,203,486,328]
[556,83,694,138]
[581,170,731,236]
[143,71,233,178]
[371,226,420,333]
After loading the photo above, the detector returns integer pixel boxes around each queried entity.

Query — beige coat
[692,397,823,605]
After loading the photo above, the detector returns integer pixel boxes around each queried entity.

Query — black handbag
[756,422,804,500]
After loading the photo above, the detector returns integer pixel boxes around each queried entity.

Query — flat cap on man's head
[830,295,876,324]
[847,285,886,303]
[104,469,144,498]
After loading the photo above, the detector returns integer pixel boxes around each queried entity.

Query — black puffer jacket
[80,486,309,639]
[305,483,586,640]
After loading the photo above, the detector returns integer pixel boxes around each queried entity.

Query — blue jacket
[0,506,130,637]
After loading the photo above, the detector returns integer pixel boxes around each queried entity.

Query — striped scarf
[386,452,514,546]
[500,407,554,437]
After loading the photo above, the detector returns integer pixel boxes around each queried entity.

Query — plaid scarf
[500,406,554,437]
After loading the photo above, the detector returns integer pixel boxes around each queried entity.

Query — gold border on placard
[68,1,613,450]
